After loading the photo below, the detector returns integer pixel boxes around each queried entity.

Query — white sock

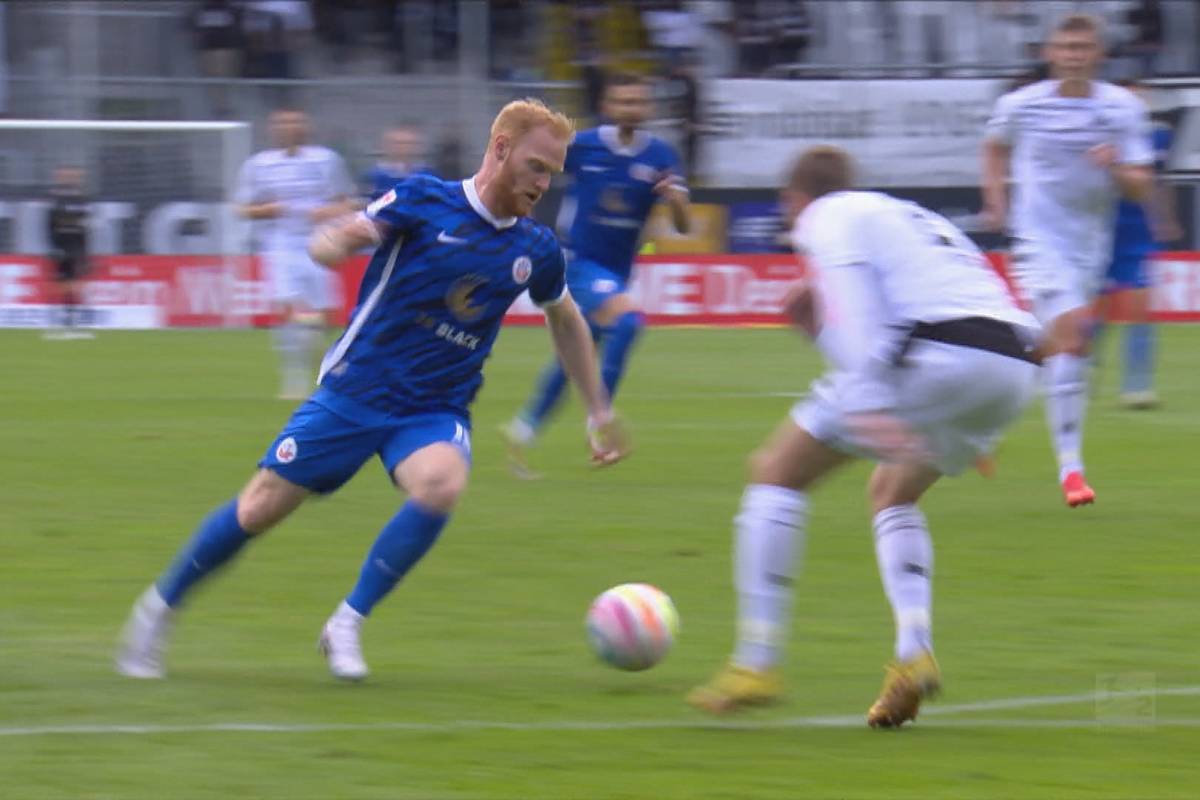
[1043,353,1088,480]
[873,504,933,662]
[732,484,807,671]
[333,599,364,625]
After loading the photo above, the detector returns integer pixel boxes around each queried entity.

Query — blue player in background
[503,72,690,476]
[117,99,630,682]
[1101,78,1182,409]
[360,124,433,201]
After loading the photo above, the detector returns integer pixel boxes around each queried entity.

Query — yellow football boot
[866,650,942,729]
[687,663,782,715]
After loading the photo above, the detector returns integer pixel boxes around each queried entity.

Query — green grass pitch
[1,326,1198,799]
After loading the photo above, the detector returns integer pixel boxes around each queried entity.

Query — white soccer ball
[586,583,680,671]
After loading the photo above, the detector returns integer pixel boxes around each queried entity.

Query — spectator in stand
[190,0,243,117]
[734,4,773,76]
[773,0,812,68]
[1125,0,1164,78]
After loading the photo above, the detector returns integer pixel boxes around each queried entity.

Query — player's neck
[617,126,637,146]
[1055,77,1093,98]
[471,171,518,220]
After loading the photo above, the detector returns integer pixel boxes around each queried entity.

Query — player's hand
[781,280,819,339]
[587,411,631,467]
[1086,143,1119,169]
[653,173,687,200]
[846,413,930,465]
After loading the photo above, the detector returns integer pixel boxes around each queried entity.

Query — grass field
[2,325,1198,799]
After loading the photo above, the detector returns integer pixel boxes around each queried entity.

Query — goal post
[0,119,254,327]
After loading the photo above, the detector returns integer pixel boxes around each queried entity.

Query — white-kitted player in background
[237,107,355,399]
[981,13,1154,507]
[689,146,1041,728]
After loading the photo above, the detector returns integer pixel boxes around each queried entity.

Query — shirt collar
[462,177,518,230]
[598,125,651,157]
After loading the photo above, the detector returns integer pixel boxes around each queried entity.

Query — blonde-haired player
[118,98,629,682]
[982,14,1154,506]
[689,146,1040,728]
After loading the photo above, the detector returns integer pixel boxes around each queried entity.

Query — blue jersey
[1112,124,1172,257]
[361,162,434,201]
[558,126,685,278]
[318,175,566,419]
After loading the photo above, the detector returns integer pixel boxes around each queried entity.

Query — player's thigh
[568,261,629,329]
[866,463,942,514]
[590,291,639,329]
[259,398,384,497]
[901,344,1038,475]
[296,258,340,313]
[236,468,309,533]
[265,249,307,310]
[747,414,850,491]
[383,415,472,512]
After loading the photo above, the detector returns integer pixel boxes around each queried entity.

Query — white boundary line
[1,686,1197,738]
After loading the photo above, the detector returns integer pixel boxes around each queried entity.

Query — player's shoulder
[998,79,1056,107]
[572,128,604,148]
[1094,81,1145,113]
[644,135,681,164]
[245,147,283,167]
[514,217,564,262]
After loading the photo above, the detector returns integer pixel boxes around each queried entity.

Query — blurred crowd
[187,0,1192,83]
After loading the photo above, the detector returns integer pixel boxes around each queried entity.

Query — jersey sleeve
[528,244,568,307]
[984,91,1018,145]
[362,177,423,238]
[1119,101,1155,165]
[659,142,689,192]
[563,141,582,177]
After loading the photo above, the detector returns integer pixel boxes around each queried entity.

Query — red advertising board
[3,252,1200,328]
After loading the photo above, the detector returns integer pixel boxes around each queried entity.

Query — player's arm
[309,213,382,267]
[234,160,282,220]
[654,173,691,234]
[543,294,630,466]
[981,92,1016,233]
[1147,176,1182,243]
[1094,101,1157,204]
[980,139,1010,233]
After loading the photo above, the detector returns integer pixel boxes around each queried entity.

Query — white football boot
[115,585,175,679]
[318,601,369,681]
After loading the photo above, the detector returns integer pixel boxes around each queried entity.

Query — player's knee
[747,447,785,486]
[407,468,468,513]
[236,470,306,533]
[867,469,922,514]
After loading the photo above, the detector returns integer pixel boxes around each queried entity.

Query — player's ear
[494,134,511,162]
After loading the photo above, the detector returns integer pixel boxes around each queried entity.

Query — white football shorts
[1008,236,1108,324]
[792,340,1038,476]
[265,248,341,311]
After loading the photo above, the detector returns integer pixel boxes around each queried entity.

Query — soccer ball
[585,583,680,671]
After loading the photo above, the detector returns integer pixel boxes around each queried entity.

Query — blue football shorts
[259,387,472,494]
[567,256,629,321]
[1104,247,1154,292]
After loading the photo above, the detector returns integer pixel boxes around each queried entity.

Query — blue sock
[156,499,251,608]
[1123,323,1155,393]
[601,311,644,399]
[346,500,449,616]
[521,359,569,432]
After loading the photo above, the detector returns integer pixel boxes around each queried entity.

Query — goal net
[0,119,254,327]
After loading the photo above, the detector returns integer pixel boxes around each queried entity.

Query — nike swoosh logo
[437,231,467,244]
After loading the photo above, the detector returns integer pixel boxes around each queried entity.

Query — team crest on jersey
[366,188,396,216]
[629,163,657,183]
[275,436,298,464]
[446,274,488,323]
[512,256,532,285]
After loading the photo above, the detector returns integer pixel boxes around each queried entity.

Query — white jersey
[235,145,353,250]
[791,190,1037,413]
[985,79,1153,270]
